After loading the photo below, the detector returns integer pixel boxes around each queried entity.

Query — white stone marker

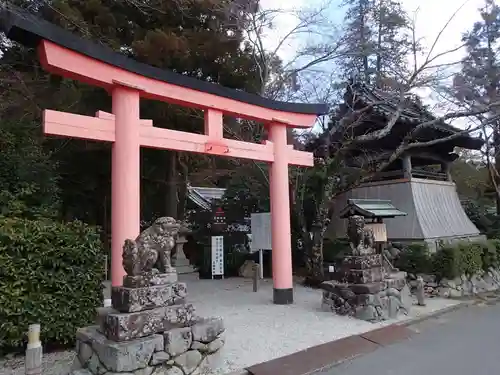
[25,323,42,375]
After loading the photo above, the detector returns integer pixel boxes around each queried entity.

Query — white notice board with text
[211,235,224,278]
[250,212,272,251]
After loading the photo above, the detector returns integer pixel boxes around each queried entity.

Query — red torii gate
[1,8,327,304]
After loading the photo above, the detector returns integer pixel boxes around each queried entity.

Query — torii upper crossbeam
[0,7,328,304]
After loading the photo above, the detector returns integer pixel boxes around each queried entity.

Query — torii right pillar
[269,122,294,304]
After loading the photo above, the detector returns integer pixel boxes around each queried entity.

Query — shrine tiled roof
[339,199,407,219]
[187,186,225,211]
[347,80,470,136]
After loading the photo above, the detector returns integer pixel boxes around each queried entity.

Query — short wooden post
[25,324,42,375]
[253,264,259,292]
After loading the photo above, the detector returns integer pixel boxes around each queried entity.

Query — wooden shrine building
[322,80,486,250]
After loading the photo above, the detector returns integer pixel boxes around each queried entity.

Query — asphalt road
[319,301,500,375]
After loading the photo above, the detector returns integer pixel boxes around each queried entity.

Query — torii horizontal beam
[39,41,319,127]
[43,110,314,167]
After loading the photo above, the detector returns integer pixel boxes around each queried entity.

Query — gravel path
[0,350,75,375]
[0,275,460,375]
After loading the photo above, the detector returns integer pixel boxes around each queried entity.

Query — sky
[259,0,486,82]
[259,0,487,129]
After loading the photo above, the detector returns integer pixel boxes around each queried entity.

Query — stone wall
[321,270,412,322]
[72,317,224,375]
[410,267,500,298]
[69,218,225,375]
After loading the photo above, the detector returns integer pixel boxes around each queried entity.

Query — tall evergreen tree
[341,0,374,83]
[339,0,413,87]
[454,0,500,212]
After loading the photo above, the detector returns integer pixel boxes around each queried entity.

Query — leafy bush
[395,243,432,275]
[323,238,350,262]
[457,242,483,276]
[432,241,491,281]
[0,121,60,220]
[463,201,500,238]
[473,241,500,271]
[397,240,500,281]
[432,245,462,281]
[0,217,104,353]
[488,239,500,268]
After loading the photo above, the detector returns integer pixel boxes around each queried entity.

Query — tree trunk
[177,155,189,221]
[375,0,383,86]
[304,222,325,287]
[165,151,178,218]
[360,0,370,83]
[493,130,500,215]
[301,172,336,286]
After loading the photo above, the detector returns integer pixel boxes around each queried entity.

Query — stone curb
[396,300,475,327]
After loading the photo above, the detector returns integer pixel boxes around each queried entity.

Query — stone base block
[123,271,178,288]
[322,280,385,295]
[104,304,197,341]
[320,273,411,322]
[342,254,382,269]
[176,265,197,275]
[95,306,117,334]
[70,320,225,375]
[336,266,384,284]
[111,283,187,313]
[384,271,407,290]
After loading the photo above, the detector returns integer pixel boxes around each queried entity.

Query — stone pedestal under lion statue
[320,215,412,322]
[69,217,225,375]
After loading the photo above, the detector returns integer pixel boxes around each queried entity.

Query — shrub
[488,239,500,268]
[432,241,488,281]
[395,243,432,275]
[457,242,484,276]
[476,241,499,271]
[323,238,350,262]
[0,121,60,220]
[0,217,104,353]
[432,245,462,281]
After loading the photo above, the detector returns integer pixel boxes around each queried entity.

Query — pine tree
[455,0,500,107]
[339,0,413,87]
[454,0,500,212]
[341,0,374,83]
[371,0,413,85]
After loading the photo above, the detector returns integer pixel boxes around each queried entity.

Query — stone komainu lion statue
[122,217,180,276]
[347,215,375,255]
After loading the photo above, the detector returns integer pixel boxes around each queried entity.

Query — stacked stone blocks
[321,215,411,322]
[70,217,225,375]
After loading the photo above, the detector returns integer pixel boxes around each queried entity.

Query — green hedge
[323,238,350,262]
[431,245,462,280]
[486,239,500,269]
[396,240,500,281]
[0,217,104,353]
[395,243,433,275]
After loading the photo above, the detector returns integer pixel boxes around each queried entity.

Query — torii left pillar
[111,84,141,286]
[268,123,294,304]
